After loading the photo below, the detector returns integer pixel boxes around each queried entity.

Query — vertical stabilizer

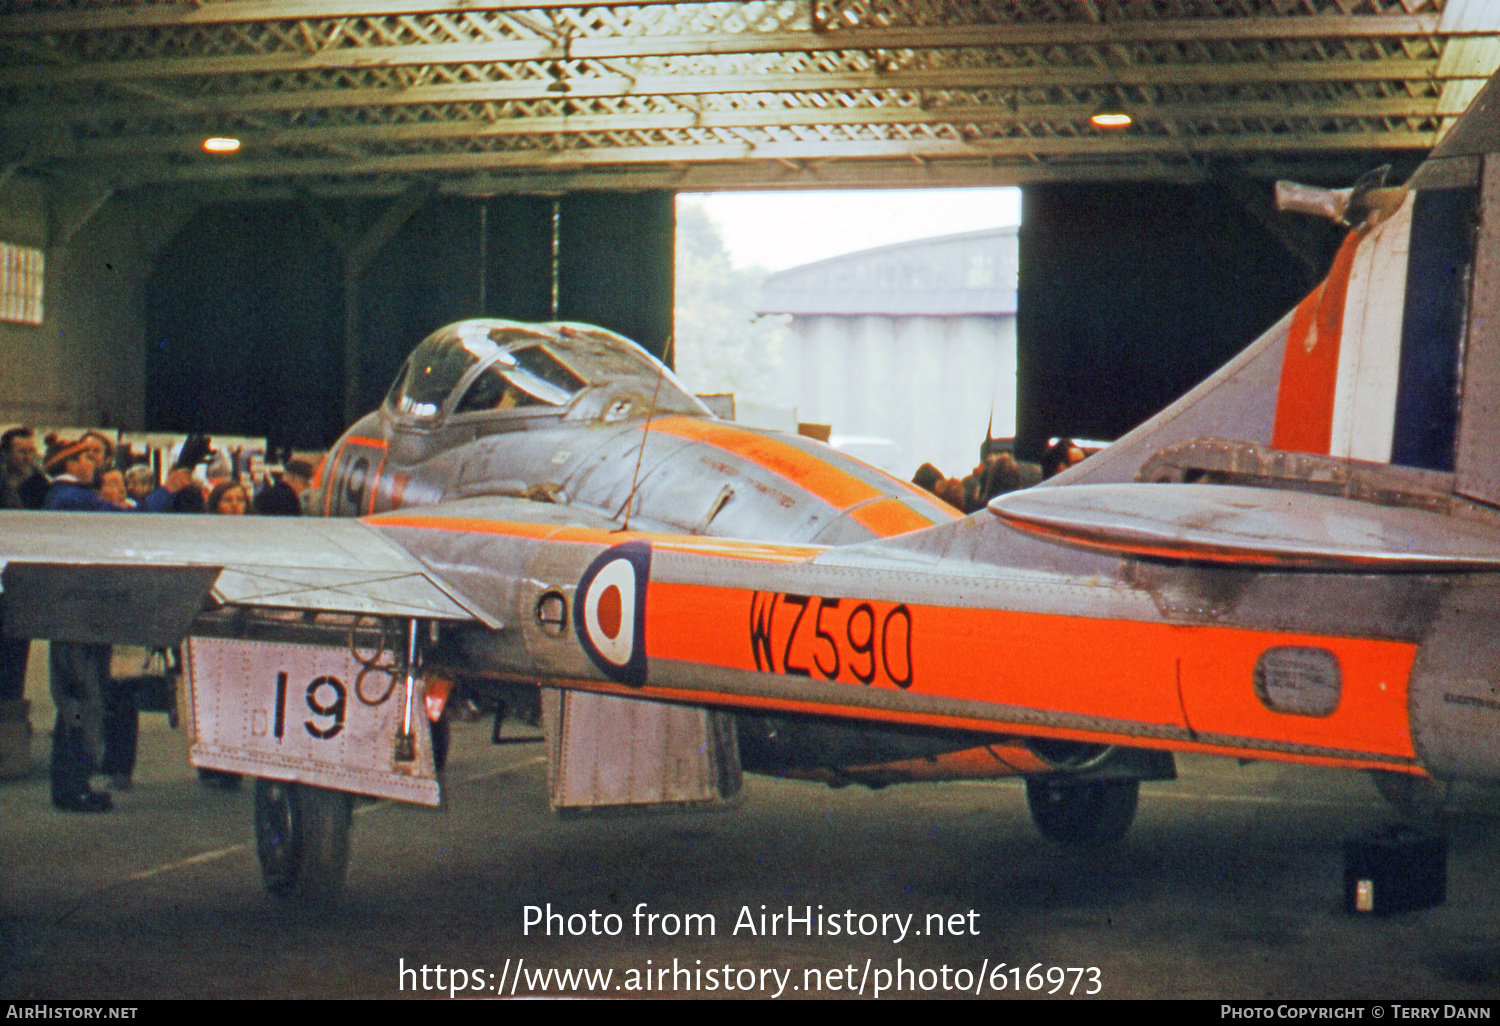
[1269,185,1472,473]
[1063,66,1500,504]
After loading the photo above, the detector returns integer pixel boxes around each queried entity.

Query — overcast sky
[683,188,1022,271]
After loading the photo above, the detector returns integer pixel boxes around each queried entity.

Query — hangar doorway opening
[676,183,1342,486]
[673,189,1022,487]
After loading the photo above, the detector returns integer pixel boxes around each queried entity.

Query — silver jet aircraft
[8,69,1500,903]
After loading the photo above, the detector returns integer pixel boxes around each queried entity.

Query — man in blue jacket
[42,438,122,514]
[41,437,124,810]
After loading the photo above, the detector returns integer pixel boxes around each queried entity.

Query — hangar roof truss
[2,0,1499,197]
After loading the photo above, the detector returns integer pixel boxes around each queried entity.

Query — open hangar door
[143,177,1355,460]
[145,191,673,451]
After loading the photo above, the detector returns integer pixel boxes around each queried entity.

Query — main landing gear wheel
[1025,778,1139,846]
[431,717,451,774]
[1369,770,1449,822]
[254,779,353,904]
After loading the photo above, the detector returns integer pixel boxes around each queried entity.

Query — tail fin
[1062,66,1500,506]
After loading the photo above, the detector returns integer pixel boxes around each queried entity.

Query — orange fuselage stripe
[848,497,942,536]
[645,581,1417,761]
[343,436,389,450]
[372,510,1417,767]
[499,673,1418,775]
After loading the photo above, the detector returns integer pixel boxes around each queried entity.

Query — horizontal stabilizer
[990,483,1500,571]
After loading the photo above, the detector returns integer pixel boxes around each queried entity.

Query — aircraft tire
[254,779,353,904]
[1369,770,1448,821]
[431,718,450,774]
[1025,778,1138,846]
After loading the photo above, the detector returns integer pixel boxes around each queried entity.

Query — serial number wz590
[749,591,914,690]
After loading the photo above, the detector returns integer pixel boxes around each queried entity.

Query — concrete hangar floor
[0,644,1498,1001]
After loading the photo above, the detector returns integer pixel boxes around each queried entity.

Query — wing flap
[211,566,474,620]
[2,562,220,646]
[990,483,1500,571]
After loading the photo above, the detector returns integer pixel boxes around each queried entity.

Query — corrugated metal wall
[760,228,1019,482]
[784,313,1016,481]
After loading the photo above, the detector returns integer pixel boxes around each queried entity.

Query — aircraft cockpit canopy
[384,319,707,424]
[453,344,587,414]
[385,322,586,420]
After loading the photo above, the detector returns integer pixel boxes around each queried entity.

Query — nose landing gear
[254,779,354,904]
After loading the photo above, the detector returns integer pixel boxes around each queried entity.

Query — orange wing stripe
[369,514,824,562]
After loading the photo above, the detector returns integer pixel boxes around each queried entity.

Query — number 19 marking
[271,672,348,741]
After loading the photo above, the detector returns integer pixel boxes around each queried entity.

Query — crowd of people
[912,436,1089,514]
[0,424,316,813]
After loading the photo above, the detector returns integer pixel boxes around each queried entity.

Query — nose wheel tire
[254,779,353,903]
[1026,778,1139,846]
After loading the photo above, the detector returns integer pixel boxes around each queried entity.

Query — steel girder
[2,1,1498,196]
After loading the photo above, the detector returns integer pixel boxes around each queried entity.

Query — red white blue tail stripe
[1273,187,1473,472]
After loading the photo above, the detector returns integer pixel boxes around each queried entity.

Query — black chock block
[1343,824,1447,915]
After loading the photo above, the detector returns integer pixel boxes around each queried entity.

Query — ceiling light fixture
[202,136,242,153]
[1090,96,1132,130]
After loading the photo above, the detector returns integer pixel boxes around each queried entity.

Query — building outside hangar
[758,226,1018,483]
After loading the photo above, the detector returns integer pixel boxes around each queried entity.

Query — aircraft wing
[989,483,1500,571]
[0,509,494,646]
[0,500,736,813]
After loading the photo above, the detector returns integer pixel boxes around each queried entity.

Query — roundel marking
[582,556,636,667]
[596,584,623,640]
[574,541,651,686]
